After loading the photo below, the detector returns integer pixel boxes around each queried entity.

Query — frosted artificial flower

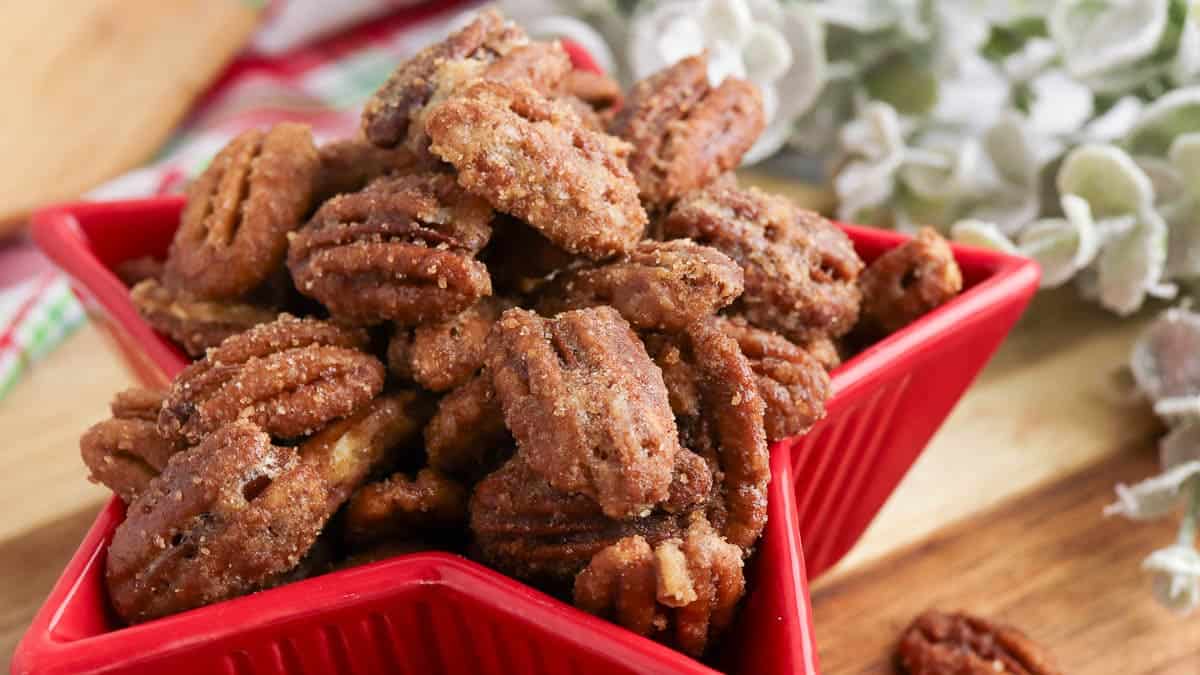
[1129,87,1200,156]
[1026,69,1095,137]
[627,0,826,162]
[1144,542,1200,614]
[834,102,907,222]
[949,219,1019,254]
[1016,195,1113,288]
[1130,305,1200,402]
[1106,461,1200,520]
[1049,0,1170,81]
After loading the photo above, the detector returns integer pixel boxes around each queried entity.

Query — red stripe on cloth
[0,271,57,354]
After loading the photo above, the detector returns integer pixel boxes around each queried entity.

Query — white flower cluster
[820,0,1200,316]
[1110,305,1200,614]
[508,0,1200,315]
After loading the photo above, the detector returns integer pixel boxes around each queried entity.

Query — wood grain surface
[812,448,1198,674]
[0,0,260,236]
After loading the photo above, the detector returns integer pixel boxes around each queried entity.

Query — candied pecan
[424,373,513,479]
[537,239,744,332]
[81,388,183,503]
[469,455,698,587]
[611,54,764,210]
[426,79,647,260]
[115,256,164,287]
[106,422,330,623]
[344,468,469,546]
[403,296,516,392]
[663,179,864,343]
[130,278,278,357]
[482,215,580,293]
[362,9,525,148]
[715,316,830,441]
[297,391,432,509]
[164,123,319,299]
[573,515,745,657]
[486,307,682,519]
[362,10,573,153]
[897,610,1062,675]
[158,315,383,444]
[859,227,963,336]
[288,172,494,325]
[645,320,769,552]
[313,137,421,203]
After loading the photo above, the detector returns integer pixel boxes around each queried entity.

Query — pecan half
[644,320,769,553]
[469,455,700,588]
[288,172,494,325]
[106,421,330,623]
[485,307,682,519]
[859,227,963,337]
[426,79,647,260]
[715,316,830,442]
[164,123,319,299]
[611,54,764,210]
[897,610,1062,675]
[130,278,278,357]
[573,514,745,657]
[424,373,513,480]
[537,239,744,332]
[158,315,383,444]
[401,296,516,392]
[344,468,469,547]
[663,178,864,343]
[80,388,183,503]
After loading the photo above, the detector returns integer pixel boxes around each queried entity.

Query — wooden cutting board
[0,0,261,237]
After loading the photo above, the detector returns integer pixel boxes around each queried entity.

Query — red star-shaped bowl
[15,193,1037,675]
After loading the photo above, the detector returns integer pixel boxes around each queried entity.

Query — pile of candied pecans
[86,9,963,659]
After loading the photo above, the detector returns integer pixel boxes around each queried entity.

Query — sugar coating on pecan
[645,320,769,552]
[158,315,383,444]
[663,179,864,343]
[362,10,576,158]
[81,388,183,503]
[424,373,513,480]
[403,296,516,392]
[485,307,682,519]
[131,278,279,357]
[164,123,319,300]
[106,422,330,623]
[344,468,469,546]
[288,172,494,325]
[573,515,745,657]
[715,316,830,442]
[537,239,744,332]
[313,137,422,203]
[610,54,764,210]
[361,8,528,149]
[469,455,696,587]
[897,610,1062,675]
[859,227,963,336]
[426,79,647,260]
